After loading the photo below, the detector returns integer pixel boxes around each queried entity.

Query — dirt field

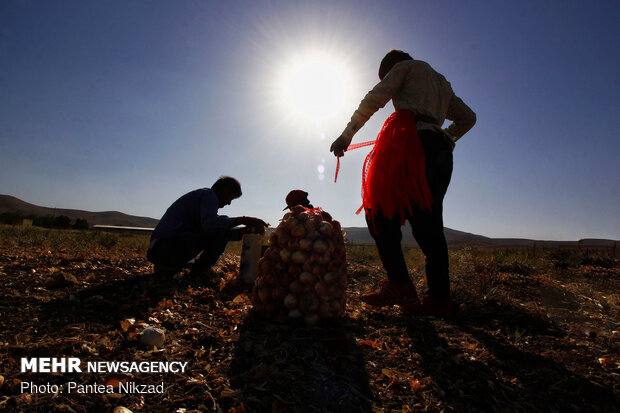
[0,226,618,412]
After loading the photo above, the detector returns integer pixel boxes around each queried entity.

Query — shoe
[361,280,420,307]
[153,263,179,277]
[399,301,423,314]
[419,294,458,319]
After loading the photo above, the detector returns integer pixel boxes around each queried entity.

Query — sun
[276,51,355,122]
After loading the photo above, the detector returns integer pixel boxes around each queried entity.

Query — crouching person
[147,176,268,276]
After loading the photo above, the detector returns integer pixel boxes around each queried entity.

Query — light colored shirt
[341,59,476,146]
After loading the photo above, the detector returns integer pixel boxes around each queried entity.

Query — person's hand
[240,216,268,234]
[330,135,350,157]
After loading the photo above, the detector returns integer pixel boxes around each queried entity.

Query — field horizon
[2,194,618,252]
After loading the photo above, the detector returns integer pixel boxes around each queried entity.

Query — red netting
[337,110,432,228]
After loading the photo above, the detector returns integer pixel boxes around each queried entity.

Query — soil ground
[0,227,618,412]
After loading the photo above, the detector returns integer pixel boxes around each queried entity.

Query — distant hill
[0,194,159,228]
[342,223,493,248]
[1,195,617,251]
[343,223,618,250]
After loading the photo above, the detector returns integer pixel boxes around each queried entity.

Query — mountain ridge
[0,194,159,228]
[1,194,617,249]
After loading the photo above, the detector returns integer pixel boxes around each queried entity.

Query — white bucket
[239,234,263,284]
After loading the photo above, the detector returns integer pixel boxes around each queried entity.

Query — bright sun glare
[277,51,355,122]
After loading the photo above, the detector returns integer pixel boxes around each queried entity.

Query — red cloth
[360,110,432,228]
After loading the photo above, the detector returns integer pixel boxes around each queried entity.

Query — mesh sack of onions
[251,206,347,324]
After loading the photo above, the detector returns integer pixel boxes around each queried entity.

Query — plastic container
[239,233,263,284]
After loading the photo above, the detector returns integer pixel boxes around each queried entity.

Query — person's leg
[192,228,231,270]
[147,232,207,274]
[404,131,457,317]
[362,211,419,306]
[413,132,453,298]
[367,212,409,283]
[408,204,450,300]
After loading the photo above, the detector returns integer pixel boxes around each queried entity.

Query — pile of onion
[251,206,347,324]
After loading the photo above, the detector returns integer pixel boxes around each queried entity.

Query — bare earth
[0,231,618,412]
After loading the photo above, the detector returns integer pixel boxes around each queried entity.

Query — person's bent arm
[331,61,409,156]
[444,94,476,143]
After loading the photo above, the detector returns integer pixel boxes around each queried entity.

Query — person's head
[378,49,413,80]
[283,190,313,210]
[211,176,242,208]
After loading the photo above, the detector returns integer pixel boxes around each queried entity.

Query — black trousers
[146,229,232,271]
[366,129,453,300]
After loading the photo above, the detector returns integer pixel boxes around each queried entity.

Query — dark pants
[366,130,453,300]
[146,229,232,271]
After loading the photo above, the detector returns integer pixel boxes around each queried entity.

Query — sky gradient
[1,0,618,241]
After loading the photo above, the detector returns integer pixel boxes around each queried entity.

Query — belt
[414,114,439,125]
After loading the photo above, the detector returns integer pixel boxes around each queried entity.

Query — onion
[313,240,328,254]
[298,238,313,251]
[279,273,292,286]
[259,259,271,273]
[323,272,336,285]
[287,265,301,276]
[318,303,332,318]
[314,281,327,295]
[291,250,308,265]
[257,287,270,302]
[304,219,317,231]
[277,232,290,248]
[319,222,333,236]
[272,286,287,302]
[318,251,331,265]
[267,247,280,261]
[332,220,342,232]
[297,211,311,221]
[279,249,291,263]
[284,217,298,230]
[268,235,277,246]
[306,230,320,241]
[327,240,336,254]
[327,259,343,272]
[290,224,306,238]
[289,280,303,294]
[263,274,278,286]
[288,309,302,319]
[265,303,276,314]
[302,262,312,273]
[288,239,300,251]
[304,314,319,325]
[140,327,165,347]
[299,272,314,284]
[291,205,306,215]
[300,295,319,313]
[284,294,298,309]
[312,265,324,277]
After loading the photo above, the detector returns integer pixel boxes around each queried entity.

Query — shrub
[72,218,89,230]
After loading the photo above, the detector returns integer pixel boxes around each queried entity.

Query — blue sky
[1,0,618,241]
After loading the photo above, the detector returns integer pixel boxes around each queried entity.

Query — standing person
[147,176,268,276]
[330,50,476,317]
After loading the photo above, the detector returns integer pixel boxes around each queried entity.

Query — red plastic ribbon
[333,140,376,183]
